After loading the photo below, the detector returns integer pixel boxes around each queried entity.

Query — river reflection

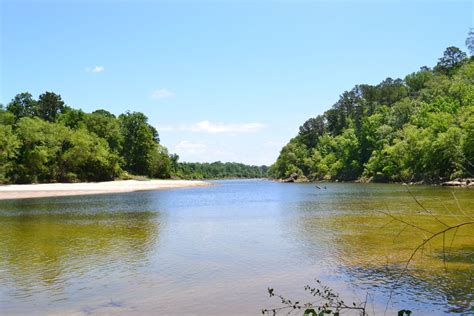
[290,184,474,314]
[0,193,161,313]
[0,181,472,315]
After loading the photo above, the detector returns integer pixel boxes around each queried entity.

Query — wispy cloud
[159,121,266,134]
[174,140,207,154]
[85,66,105,73]
[151,89,175,100]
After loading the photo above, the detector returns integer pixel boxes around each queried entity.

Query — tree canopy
[270,46,473,183]
[0,96,268,183]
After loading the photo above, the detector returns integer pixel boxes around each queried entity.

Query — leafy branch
[262,280,367,316]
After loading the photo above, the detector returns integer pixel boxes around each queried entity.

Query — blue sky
[1,0,472,165]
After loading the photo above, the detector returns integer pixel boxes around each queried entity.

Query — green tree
[147,144,171,178]
[37,91,66,122]
[298,116,326,148]
[14,117,70,183]
[405,68,433,94]
[434,46,467,76]
[119,111,158,175]
[272,46,473,183]
[0,107,16,125]
[86,110,123,153]
[59,128,121,182]
[6,92,37,119]
[466,28,474,55]
[0,125,20,182]
[170,153,180,174]
[58,107,87,129]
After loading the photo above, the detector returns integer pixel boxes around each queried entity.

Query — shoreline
[0,179,212,200]
[274,174,474,187]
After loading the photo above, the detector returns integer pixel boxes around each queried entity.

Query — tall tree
[0,125,20,182]
[271,47,473,183]
[85,110,123,153]
[119,111,158,175]
[298,116,326,148]
[466,28,474,55]
[435,46,467,76]
[37,91,65,122]
[6,92,37,119]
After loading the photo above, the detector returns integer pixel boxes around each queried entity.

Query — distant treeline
[270,46,474,183]
[172,160,268,179]
[0,93,268,183]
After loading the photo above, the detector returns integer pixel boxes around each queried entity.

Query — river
[0,180,472,315]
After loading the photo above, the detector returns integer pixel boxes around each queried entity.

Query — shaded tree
[466,28,474,55]
[271,47,473,183]
[6,92,37,119]
[37,91,65,122]
[0,125,20,181]
[434,46,467,76]
[298,116,326,148]
[119,111,158,175]
[86,110,123,153]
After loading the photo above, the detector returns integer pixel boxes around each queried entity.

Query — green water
[0,180,472,315]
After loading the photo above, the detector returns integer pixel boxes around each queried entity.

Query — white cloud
[159,121,266,134]
[85,66,105,73]
[151,89,175,100]
[174,140,207,154]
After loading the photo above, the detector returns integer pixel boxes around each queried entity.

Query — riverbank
[276,173,474,187]
[0,179,212,200]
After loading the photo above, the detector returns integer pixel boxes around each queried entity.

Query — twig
[384,220,474,314]
[406,188,449,228]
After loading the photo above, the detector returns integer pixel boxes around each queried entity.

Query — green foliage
[271,47,473,183]
[405,68,433,94]
[263,280,365,315]
[1,92,265,183]
[59,128,122,182]
[434,46,467,76]
[0,93,173,183]
[0,124,20,182]
[174,161,268,179]
[13,117,70,183]
[467,28,474,55]
[85,110,123,153]
[119,111,160,175]
[147,144,171,179]
[37,91,65,122]
[6,92,38,120]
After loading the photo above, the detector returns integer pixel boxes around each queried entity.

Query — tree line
[269,46,474,183]
[0,93,268,183]
[172,160,268,179]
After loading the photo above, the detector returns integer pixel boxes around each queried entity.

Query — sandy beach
[0,179,211,200]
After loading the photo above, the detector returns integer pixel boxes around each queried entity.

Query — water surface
[0,180,473,315]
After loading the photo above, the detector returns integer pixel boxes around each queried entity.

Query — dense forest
[172,161,268,179]
[0,94,268,183]
[270,46,474,183]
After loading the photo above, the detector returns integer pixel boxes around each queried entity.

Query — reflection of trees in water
[341,262,473,314]
[290,185,474,314]
[0,210,160,296]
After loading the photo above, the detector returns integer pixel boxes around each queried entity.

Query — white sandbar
[0,179,211,200]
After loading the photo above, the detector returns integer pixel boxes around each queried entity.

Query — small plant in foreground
[262,279,367,316]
